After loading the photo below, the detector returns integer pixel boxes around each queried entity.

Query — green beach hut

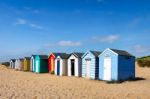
[34,55,48,73]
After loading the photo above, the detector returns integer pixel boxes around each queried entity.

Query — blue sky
[0,0,150,62]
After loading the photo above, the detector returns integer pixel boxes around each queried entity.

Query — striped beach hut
[10,59,15,69]
[82,51,101,79]
[30,55,36,72]
[99,48,135,81]
[48,53,60,74]
[23,57,31,71]
[34,55,48,73]
[55,53,70,76]
[67,52,84,77]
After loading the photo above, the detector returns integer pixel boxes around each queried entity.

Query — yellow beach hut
[23,57,31,71]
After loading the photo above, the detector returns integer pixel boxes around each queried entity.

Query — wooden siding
[68,54,82,77]
[99,48,135,81]
[30,57,35,72]
[48,54,55,73]
[118,55,135,80]
[99,49,118,81]
[34,56,48,73]
[55,56,68,76]
[23,59,30,71]
[82,51,99,79]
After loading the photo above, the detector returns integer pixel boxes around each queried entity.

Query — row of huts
[10,48,135,81]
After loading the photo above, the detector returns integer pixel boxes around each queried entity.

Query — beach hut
[19,58,24,71]
[34,55,48,73]
[55,53,70,76]
[99,48,135,81]
[17,59,22,71]
[67,52,84,77]
[23,57,31,71]
[82,51,101,79]
[10,59,15,69]
[15,59,22,70]
[30,55,36,72]
[15,59,19,70]
[48,53,60,74]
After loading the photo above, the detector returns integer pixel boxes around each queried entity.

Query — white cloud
[14,18,27,25]
[24,6,40,14]
[14,18,44,30]
[58,41,82,47]
[33,10,39,14]
[134,45,150,53]
[44,40,82,48]
[29,23,43,29]
[128,18,140,28]
[24,7,32,10]
[92,35,120,43]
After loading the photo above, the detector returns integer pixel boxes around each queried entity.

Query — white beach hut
[30,55,36,72]
[10,59,15,69]
[15,59,19,70]
[55,53,70,76]
[67,52,84,77]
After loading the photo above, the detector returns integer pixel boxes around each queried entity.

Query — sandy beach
[0,64,150,99]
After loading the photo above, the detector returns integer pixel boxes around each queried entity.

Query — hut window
[105,54,110,58]
[85,58,91,61]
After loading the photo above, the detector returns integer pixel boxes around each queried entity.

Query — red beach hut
[48,53,60,74]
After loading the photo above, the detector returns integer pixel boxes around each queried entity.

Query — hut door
[86,59,91,78]
[51,58,54,72]
[71,59,75,76]
[36,61,39,73]
[57,60,60,75]
[32,59,34,72]
[104,57,111,81]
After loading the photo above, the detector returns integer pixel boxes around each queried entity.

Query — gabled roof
[90,51,101,57]
[24,57,31,60]
[82,50,102,58]
[10,59,16,62]
[19,58,24,61]
[72,52,84,58]
[110,49,134,57]
[57,53,70,59]
[50,52,64,57]
[31,55,36,58]
[38,55,48,59]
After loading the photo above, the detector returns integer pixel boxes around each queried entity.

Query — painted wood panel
[68,54,81,77]
[99,49,118,81]
[99,48,135,81]
[30,57,35,72]
[55,56,68,76]
[23,59,30,71]
[48,54,55,73]
[82,51,99,79]
[34,55,48,73]
[118,55,135,80]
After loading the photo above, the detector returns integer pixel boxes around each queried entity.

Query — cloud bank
[92,35,120,43]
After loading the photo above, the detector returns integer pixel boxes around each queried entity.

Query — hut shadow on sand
[105,77,146,84]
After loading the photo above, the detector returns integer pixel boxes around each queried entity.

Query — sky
[0,0,150,62]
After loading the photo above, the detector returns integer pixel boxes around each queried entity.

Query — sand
[0,64,150,99]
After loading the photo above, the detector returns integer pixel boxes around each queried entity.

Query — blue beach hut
[82,51,101,79]
[99,48,135,81]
